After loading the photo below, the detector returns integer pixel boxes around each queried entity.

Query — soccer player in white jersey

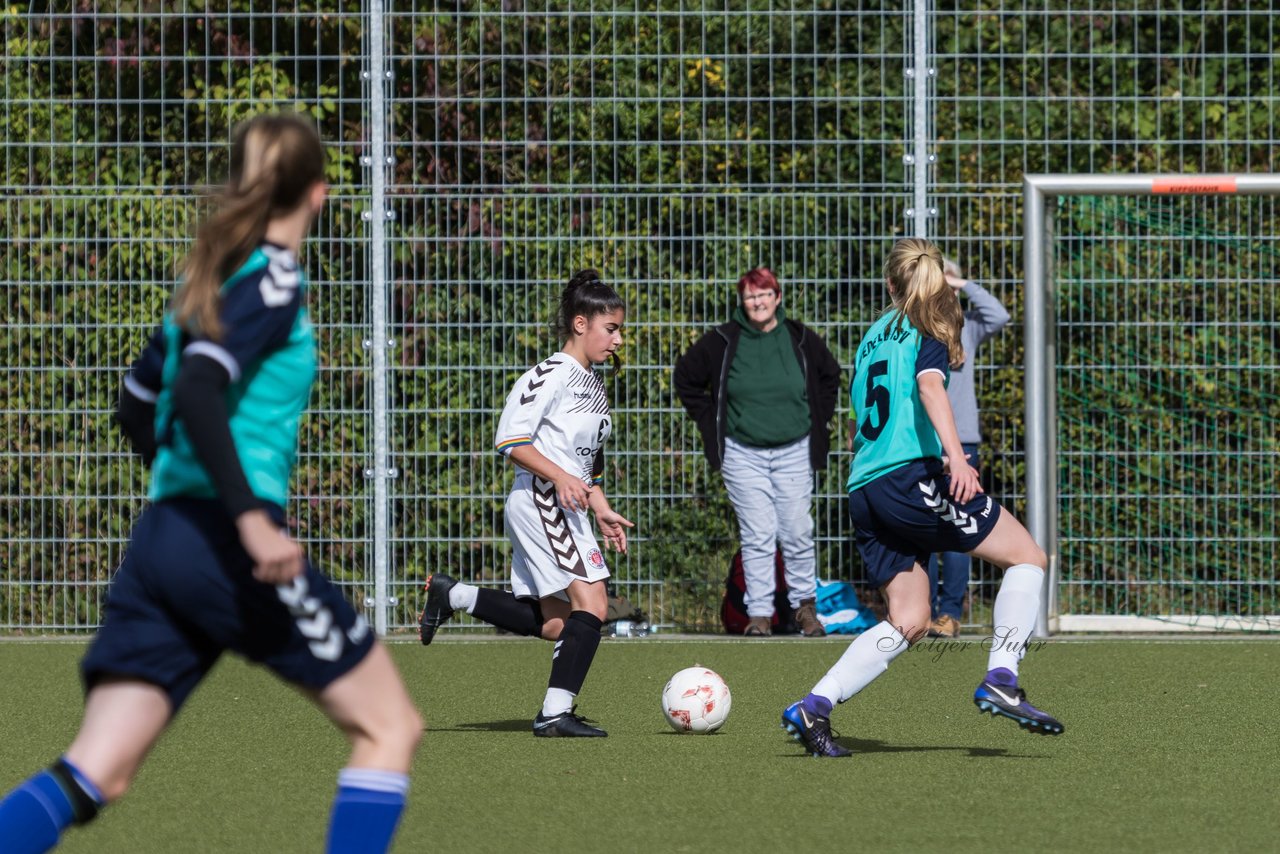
[419,270,633,737]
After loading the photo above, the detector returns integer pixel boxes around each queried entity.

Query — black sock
[471,588,544,636]
[548,611,603,696]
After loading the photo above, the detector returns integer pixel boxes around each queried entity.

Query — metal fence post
[367,0,393,635]
[910,0,932,238]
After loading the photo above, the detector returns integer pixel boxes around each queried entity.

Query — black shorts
[81,499,374,711]
[848,458,1001,588]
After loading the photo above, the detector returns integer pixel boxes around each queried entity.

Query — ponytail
[175,185,274,339]
[555,268,626,374]
[173,113,326,339]
[883,238,965,367]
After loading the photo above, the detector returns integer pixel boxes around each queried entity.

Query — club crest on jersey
[587,548,605,569]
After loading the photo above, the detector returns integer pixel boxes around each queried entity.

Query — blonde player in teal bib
[0,115,422,852]
[782,238,1064,758]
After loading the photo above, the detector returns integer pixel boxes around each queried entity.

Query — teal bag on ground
[815,581,878,634]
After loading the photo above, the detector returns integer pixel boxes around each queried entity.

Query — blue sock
[0,759,104,854]
[326,768,409,854]
[986,667,1018,687]
[801,693,833,718]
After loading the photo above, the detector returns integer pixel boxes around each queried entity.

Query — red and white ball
[661,666,732,733]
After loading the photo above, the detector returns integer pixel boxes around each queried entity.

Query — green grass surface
[0,639,1274,853]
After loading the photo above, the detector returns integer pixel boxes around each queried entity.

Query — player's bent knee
[888,616,930,644]
[566,600,607,623]
[397,700,424,735]
[888,605,931,644]
[387,696,424,740]
[903,624,930,644]
[398,707,425,753]
[361,703,423,759]
[1004,546,1046,572]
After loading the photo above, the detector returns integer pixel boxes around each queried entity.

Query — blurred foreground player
[0,113,421,852]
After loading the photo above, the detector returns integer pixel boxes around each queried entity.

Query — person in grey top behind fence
[925,256,1011,638]
[674,268,842,638]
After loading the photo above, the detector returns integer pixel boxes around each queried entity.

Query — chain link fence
[2,2,1275,634]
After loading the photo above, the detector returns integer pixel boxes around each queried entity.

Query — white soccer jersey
[494,352,614,597]
[494,352,612,486]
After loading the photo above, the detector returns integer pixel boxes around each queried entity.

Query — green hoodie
[724,306,811,448]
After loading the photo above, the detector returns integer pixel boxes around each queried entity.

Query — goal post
[1024,174,1280,635]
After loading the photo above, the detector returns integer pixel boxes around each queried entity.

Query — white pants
[721,436,818,616]
[505,473,609,601]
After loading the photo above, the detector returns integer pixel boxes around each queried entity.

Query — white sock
[987,564,1045,677]
[541,688,575,717]
[447,582,478,614]
[811,621,908,705]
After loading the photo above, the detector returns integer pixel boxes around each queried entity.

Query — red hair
[736,267,780,296]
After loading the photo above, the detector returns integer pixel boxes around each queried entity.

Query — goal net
[1024,175,1280,632]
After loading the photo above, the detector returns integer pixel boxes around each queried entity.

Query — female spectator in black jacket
[674,268,842,636]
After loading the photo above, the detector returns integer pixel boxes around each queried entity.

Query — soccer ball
[661,666,732,734]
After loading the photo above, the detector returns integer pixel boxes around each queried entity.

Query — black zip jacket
[673,318,842,471]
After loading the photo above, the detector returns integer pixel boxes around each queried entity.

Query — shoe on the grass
[927,614,960,638]
[974,671,1064,735]
[744,616,772,637]
[418,574,457,646]
[532,707,608,738]
[781,701,851,758]
[795,600,827,637]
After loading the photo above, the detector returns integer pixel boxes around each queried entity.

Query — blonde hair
[173,113,326,339]
[883,238,965,367]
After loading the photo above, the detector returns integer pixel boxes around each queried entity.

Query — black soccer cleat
[781,702,852,758]
[418,574,457,646]
[532,707,608,738]
[974,676,1065,736]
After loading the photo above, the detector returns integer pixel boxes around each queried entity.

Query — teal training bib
[149,249,316,508]
[847,310,946,492]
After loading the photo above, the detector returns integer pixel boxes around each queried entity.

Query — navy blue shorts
[848,458,1001,588]
[81,499,374,711]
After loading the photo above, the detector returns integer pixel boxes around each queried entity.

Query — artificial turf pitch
[0,638,1273,853]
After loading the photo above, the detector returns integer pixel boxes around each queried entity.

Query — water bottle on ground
[610,619,650,638]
